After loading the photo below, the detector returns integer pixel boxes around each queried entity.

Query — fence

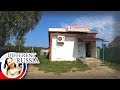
[98,46,120,63]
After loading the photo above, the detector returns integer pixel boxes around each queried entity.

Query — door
[78,42,85,58]
[86,43,91,57]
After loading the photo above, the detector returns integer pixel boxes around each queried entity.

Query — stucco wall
[51,35,77,61]
[40,49,49,57]
[77,42,86,58]
[51,34,97,61]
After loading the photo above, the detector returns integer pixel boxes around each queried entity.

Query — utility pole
[102,40,109,64]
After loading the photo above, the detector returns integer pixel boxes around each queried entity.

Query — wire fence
[98,46,120,63]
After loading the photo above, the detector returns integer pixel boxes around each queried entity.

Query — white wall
[77,42,86,58]
[51,35,77,61]
[40,49,49,57]
[51,35,97,61]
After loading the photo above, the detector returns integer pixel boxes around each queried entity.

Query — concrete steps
[83,58,102,65]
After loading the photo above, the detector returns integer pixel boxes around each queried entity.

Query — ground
[24,61,120,79]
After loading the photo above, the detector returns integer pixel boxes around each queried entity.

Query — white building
[40,48,49,57]
[48,26,103,61]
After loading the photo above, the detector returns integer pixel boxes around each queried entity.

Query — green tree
[33,46,41,55]
[4,43,16,51]
[5,43,11,51]
[0,11,42,51]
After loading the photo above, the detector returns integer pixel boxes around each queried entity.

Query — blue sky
[24,11,120,47]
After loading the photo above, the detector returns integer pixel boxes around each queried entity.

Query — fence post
[102,40,104,63]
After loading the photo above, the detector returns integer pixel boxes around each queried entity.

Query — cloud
[61,15,114,43]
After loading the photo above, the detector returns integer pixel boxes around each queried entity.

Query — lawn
[35,55,91,74]
[104,61,120,71]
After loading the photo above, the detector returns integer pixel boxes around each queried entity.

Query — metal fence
[98,46,120,63]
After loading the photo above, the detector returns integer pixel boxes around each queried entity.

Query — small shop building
[48,26,103,61]
[40,48,49,57]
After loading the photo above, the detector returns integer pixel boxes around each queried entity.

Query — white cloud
[61,15,114,43]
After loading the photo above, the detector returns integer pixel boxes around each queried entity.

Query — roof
[108,35,120,47]
[40,48,49,50]
[48,28,98,34]
[49,28,67,32]
[78,35,104,42]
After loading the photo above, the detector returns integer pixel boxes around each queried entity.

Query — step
[83,58,102,65]
[84,61,102,65]
[84,60,101,62]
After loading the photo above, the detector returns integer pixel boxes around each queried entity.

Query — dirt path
[24,63,120,79]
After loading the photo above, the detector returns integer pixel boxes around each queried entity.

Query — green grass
[35,55,91,74]
[104,61,120,71]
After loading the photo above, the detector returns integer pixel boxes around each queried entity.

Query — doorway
[86,43,91,57]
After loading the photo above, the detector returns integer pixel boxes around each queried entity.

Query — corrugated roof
[108,35,120,47]
[78,35,104,41]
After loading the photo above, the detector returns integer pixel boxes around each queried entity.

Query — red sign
[68,26,90,31]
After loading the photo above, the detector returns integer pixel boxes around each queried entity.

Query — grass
[35,55,91,74]
[104,61,120,71]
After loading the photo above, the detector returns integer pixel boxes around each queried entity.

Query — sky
[24,11,120,48]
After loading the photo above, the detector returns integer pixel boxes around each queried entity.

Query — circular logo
[0,52,27,79]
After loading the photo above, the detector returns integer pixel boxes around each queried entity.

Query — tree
[0,11,42,50]
[4,43,11,51]
[4,43,16,51]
